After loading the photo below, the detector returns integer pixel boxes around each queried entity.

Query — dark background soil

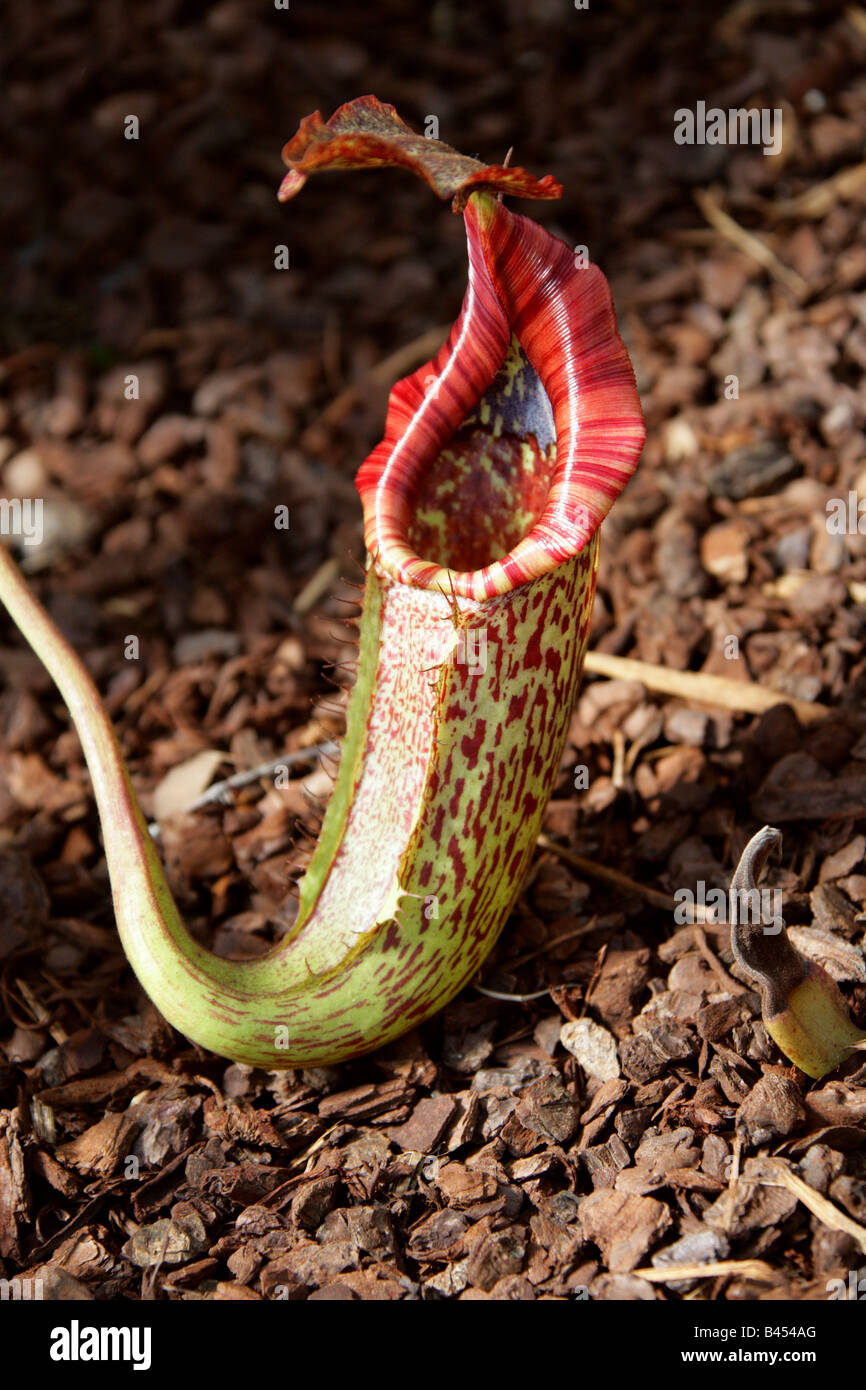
[1,0,866,1301]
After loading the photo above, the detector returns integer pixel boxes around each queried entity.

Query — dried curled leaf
[279,94,562,209]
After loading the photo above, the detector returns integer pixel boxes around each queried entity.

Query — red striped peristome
[356,190,645,601]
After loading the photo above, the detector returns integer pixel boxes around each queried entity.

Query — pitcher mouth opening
[406,424,557,577]
[355,194,645,603]
[404,337,559,581]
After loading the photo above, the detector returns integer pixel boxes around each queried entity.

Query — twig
[293,557,342,614]
[632,1259,778,1285]
[692,924,745,993]
[312,324,450,429]
[580,943,608,1020]
[610,728,626,791]
[504,918,602,970]
[477,919,613,1004]
[536,833,677,911]
[770,160,866,221]
[694,188,808,298]
[583,650,829,724]
[713,1132,743,1240]
[847,5,866,40]
[536,837,726,928]
[762,1161,866,1255]
[473,983,555,1003]
[147,743,338,838]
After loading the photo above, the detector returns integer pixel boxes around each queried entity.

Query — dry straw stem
[583,650,829,724]
[693,187,808,298]
[473,983,553,1003]
[536,833,678,911]
[314,324,451,430]
[847,4,866,38]
[632,1259,779,1285]
[292,556,343,613]
[761,1160,866,1255]
[535,835,721,925]
[770,160,866,221]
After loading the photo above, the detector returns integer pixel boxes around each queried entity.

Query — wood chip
[578,1190,672,1273]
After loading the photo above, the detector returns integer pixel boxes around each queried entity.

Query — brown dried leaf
[279,95,561,210]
